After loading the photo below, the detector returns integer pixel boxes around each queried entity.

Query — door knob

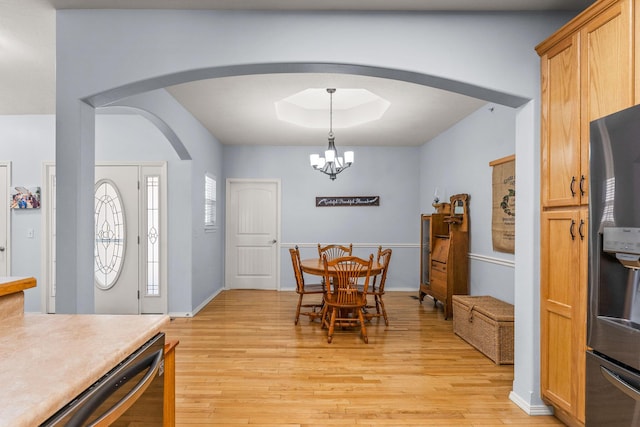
[0,246,5,252]
[270,239,277,244]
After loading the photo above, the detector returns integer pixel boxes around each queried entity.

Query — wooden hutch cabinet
[536,0,634,425]
[419,194,470,319]
[419,212,448,302]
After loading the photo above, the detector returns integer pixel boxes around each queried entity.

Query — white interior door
[94,165,139,314]
[225,179,280,290]
[0,163,9,276]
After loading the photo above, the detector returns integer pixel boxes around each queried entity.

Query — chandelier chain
[328,88,335,137]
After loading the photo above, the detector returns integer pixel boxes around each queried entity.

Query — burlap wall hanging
[489,155,515,253]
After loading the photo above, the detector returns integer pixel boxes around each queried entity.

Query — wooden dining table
[300,257,384,327]
[300,258,384,277]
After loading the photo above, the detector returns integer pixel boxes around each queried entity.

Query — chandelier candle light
[309,88,354,180]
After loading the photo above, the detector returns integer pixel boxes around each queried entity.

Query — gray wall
[0,115,54,310]
[108,90,225,315]
[420,103,516,304]
[224,144,421,292]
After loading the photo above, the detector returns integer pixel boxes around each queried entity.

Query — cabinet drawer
[431,261,447,274]
[430,279,447,299]
[431,266,447,283]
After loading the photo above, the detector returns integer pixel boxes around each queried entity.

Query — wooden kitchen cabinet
[540,209,588,426]
[418,194,469,319]
[536,0,633,424]
[539,0,632,209]
[540,33,581,208]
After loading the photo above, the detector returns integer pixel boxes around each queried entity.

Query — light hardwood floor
[165,290,563,426]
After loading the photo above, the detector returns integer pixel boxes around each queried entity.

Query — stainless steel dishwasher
[40,332,165,426]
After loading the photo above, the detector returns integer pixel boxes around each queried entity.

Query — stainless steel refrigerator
[587,103,640,426]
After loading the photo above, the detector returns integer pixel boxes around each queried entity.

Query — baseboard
[509,391,554,416]
[169,287,223,318]
[168,311,193,318]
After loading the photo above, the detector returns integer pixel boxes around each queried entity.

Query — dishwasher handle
[67,348,163,427]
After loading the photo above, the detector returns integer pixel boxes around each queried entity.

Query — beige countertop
[0,313,170,427]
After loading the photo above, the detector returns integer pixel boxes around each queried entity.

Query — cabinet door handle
[570,176,576,197]
[579,219,585,240]
[570,220,576,240]
[579,175,586,197]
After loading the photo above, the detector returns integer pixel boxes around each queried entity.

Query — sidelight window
[146,176,160,296]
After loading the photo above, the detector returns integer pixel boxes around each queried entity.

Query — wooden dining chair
[317,243,353,261]
[290,246,325,324]
[364,246,392,326]
[320,254,373,344]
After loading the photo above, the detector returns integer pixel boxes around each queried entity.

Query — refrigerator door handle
[601,365,640,402]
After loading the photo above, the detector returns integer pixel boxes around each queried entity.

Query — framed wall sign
[315,196,380,207]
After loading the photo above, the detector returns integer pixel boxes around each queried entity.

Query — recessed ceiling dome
[275,88,390,128]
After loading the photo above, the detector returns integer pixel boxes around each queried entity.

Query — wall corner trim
[508,391,554,416]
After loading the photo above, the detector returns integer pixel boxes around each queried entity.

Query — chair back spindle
[290,246,305,293]
[373,246,392,293]
[326,255,372,301]
[317,243,353,261]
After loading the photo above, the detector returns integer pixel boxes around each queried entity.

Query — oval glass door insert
[94,179,126,290]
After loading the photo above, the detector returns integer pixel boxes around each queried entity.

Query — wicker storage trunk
[452,295,514,365]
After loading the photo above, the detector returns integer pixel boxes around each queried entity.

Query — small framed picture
[10,186,41,209]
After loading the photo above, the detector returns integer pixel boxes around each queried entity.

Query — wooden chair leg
[320,303,329,329]
[379,298,389,326]
[357,309,368,344]
[327,308,337,343]
[294,294,303,325]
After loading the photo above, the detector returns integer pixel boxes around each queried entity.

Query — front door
[94,165,139,314]
[43,162,167,314]
[225,179,280,290]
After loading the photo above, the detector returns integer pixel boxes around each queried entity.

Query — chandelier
[309,88,354,180]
